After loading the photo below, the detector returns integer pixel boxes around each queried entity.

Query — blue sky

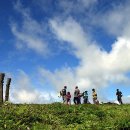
[0,0,130,103]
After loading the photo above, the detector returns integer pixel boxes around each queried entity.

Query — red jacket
[66,94,71,99]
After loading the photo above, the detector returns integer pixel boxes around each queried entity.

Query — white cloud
[38,17,130,94]
[8,1,130,103]
[39,66,76,92]
[92,1,130,38]
[79,0,97,8]
[10,0,49,56]
[58,0,97,15]
[50,17,89,58]
[122,95,130,104]
[33,0,98,26]
[10,70,59,103]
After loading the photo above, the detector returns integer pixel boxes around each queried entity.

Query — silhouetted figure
[83,91,88,104]
[78,93,83,104]
[92,89,99,104]
[73,86,80,104]
[116,89,123,104]
[60,86,67,103]
[66,92,71,105]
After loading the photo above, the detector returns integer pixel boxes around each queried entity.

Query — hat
[75,86,78,89]
[92,88,95,91]
[64,86,67,88]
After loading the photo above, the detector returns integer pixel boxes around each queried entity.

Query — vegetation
[0,103,130,130]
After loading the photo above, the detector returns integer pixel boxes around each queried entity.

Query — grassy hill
[0,103,130,130]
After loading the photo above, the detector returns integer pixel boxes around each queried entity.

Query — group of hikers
[60,86,123,105]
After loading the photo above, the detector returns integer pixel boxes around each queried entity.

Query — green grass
[0,103,130,130]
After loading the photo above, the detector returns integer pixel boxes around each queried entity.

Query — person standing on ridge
[92,89,99,104]
[73,86,80,104]
[60,86,67,103]
[78,92,83,104]
[116,89,123,104]
[83,91,88,104]
[66,92,71,105]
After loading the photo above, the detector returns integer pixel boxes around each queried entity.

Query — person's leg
[117,97,120,104]
[79,97,81,104]
[68,99,71,105]
[63,95,66,104]
[84,98,87,104]
[83,98,86,104]
[76,97,79,104]
[78,97,81,104]
[93,98,97,104]
[86,98,88,103]
[73,97,76,104]
[118,96,123,104]
[66,99,68,105]
[120,98,123,104]
[93,98,95,104]
[62,96,64,103]
[75,97,77,104]
[96,100,99,105]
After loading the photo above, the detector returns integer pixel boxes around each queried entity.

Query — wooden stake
[5,78,11,102]
[0,73,5,104]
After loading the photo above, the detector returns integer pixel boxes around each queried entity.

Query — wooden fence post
[0,73,5,104]
[5,78,11,102]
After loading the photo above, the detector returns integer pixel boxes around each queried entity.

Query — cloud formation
[10,70,59,103]
[8,0,130,103]
[58,0,97,14]
[39,16,130,94]
[122,95,130,104]
[92,0,130,38]
[10,0,49,55]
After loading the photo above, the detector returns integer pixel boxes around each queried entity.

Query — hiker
[60,86,67,103]
[73,86,80,105]
[83,91,88,104]
[92,89,99,104]
[78,93,83,104]
[116,89,123,104]
[66,92,71,105]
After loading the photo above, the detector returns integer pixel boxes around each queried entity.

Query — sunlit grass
[0,103,130,130]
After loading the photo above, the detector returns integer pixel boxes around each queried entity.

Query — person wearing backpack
[116,89,123,104]
[66,92,71,105]
[92,89,99,104]
[73,86,80,104]
[60,86,67,103]
[83,91,88,104]
[77,93,83,104]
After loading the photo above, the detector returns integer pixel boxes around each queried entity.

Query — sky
[0,0,130,104]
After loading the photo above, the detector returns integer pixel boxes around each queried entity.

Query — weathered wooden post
[5,78,11,102]
[0,73,5,104]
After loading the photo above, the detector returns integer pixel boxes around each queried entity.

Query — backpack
[61,88,66,96]
[117,91,122,97]
[83,92,88,98]
[119,91,122,97]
